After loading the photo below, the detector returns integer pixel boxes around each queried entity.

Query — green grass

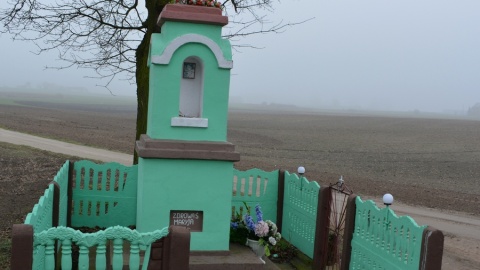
[32,94,136,106]
[0,142,42,158]
[0,99,18,106]
[0,88,136,107]
[0,142,103,165]
[0,237,11,269]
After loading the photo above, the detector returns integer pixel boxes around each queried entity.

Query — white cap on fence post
[297,166,305,191]
[383,193,394,206]
[297,166,305,176]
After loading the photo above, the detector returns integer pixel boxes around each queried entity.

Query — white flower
[265,220,278,235]
[269,236,277,246]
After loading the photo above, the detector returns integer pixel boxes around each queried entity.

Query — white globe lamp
[383,193,394,206]
[297,166,305,176]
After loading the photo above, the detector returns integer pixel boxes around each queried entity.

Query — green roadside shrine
[135,4,240,252]
[9,5,445,269]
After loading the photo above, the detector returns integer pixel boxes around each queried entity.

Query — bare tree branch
[224,17,314,39]
[0,0,306,86]
[1,0,145,83]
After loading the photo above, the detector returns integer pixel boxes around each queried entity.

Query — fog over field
[1,0,480,115]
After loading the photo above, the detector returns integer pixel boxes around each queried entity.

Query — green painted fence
[349,197,426,270]
[33,225,169,270]
[71,160,138,228]
[25,185,54,233]
[25,160,70,230]
[19,161,435,269]
[54,161,70,227]
[24,160,70,270]
[25,185,54,270]
[281,171,320,259]
[232,169,279,222]
[232,169,321,259]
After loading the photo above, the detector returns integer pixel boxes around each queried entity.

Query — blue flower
[230,222,239,229]
[244,214,255,231]
[255,204,263,222]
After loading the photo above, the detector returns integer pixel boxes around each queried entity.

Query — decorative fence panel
[232,169,279,222]
[54,160,70,227]
[24,184,55,270]
[15,162,441,269]
[349,197,426,270]
[281,171,320,259]
[25,186,55,233]
[33,226,169,270]
[71,161,138,228]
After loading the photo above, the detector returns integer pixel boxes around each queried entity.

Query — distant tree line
[467,103,480,117]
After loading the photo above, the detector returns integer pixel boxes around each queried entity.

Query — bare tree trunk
[134,0,165,164]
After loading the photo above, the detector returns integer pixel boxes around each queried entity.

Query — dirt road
[0,128,132,165]
[1,128,478,269]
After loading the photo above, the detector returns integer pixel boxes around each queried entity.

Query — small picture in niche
[183,62,196,79]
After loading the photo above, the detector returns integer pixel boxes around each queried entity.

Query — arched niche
[180,56,203,118]
[171,56,208,128]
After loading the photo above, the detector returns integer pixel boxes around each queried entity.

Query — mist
[1,0,480,114]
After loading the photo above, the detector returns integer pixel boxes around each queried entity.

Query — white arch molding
[151,34,233,69]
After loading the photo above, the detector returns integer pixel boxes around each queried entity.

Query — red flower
[180,0,221,8]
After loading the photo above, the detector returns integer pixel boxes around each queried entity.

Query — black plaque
[169,210,203,232]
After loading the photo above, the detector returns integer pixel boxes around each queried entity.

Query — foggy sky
[1,0,479,113]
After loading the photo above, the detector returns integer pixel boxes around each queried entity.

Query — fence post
[49,181,61,228]
[147,238,165,270]
[419,226,444,270]
[49,181,61,269]
[312,186,332,269]
[67,161,75,227]
[11,224,34,270]
[148,226,191,270]
[340,194,357,270]
[168,226,190,270]
[277,170,285,233]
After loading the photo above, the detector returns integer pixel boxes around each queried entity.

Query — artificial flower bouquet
[230,203,282,256]
[175,0,222,8]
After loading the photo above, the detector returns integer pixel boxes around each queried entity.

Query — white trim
[171,117,208,128]
[151,34,233,69]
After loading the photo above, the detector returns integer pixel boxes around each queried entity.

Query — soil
[1,99,480,269]
[0,143,81,268]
